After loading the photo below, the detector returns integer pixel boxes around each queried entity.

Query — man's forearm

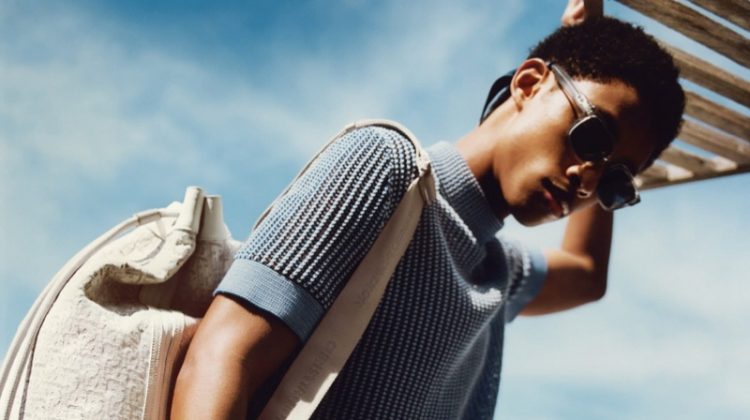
[522,204,613,315]
[561,202,613,282]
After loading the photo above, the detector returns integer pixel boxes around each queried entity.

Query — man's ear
[510,58,549,110]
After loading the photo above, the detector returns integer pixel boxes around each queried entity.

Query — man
[172,1,684,418]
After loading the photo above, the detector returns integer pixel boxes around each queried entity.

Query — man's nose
[566,161,601,198]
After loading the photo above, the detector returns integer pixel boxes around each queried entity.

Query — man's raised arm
[522,204,613,316]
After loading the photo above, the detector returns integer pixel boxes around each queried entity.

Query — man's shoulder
[330,122,419,177]
[338,121,417,154]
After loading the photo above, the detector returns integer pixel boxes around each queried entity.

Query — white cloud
[501,179,750,417]
[0,0,526,282]
[0,0,526,360]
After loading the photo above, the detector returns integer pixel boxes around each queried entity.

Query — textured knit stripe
[215,130,547,420]
[429,142,503,245]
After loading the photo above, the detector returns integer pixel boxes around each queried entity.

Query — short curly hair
[528,16,685,170]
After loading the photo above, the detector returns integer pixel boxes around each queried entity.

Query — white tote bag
[0,187,241,420]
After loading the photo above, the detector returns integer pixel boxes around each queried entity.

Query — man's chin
[511,207,559,227]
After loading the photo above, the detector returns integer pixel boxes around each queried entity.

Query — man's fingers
[561,0,586,26]
[561,0,604,26]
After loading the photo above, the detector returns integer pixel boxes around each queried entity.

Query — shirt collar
[426,142,504,244]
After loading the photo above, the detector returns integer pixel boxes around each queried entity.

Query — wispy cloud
[501,176,750,418]
[0,0,525,354]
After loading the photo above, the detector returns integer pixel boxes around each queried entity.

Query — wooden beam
[686,0,750,32]
[666,44,750,109]
[684,90,750,141]
[639,163,669,181]
[639,163,750,190]
[678,119,750,164]
[658,145,731,176]
[615,0,750,68]
[636,162,690,188]
[636,172,666,190]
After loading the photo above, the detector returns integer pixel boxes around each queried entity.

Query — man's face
[494,68,657,226]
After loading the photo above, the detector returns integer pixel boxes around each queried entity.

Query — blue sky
[1,1,748,418]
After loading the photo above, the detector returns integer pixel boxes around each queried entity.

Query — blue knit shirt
[216,125,547,419]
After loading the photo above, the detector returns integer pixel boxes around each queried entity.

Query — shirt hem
[214,258,324,341]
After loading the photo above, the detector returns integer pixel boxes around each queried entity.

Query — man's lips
[542,179,571,218]
[543,189,565,218]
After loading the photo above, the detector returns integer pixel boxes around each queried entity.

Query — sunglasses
[548,62,641,211]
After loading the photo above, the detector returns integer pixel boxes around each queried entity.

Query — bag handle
[258,120,435,420]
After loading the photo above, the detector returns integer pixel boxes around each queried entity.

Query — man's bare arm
[517,0,611,317]
[521,204,613,315]
[171,295,300,419]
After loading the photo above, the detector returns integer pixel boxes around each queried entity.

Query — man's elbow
[584,272,607,303]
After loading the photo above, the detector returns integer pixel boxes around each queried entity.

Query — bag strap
[259,120,436,420]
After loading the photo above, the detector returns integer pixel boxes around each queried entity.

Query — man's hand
[561,0,604,26]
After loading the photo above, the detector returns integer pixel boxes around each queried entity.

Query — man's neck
[454,120,511,221]
[478,171,509,221]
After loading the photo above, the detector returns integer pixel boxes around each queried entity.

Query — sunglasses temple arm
[549,63,596,116]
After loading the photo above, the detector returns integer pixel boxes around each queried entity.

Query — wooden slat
[658,146,730,175]
[684,90,750,141]
[636,172,667,189]
[678,119,750,164]
[612,0,750,190]
[686,0,750,32]
[616,0,750,68]
[636,162,690,188]
[639,163,750,190]
[639,163,669,181]
[666,44,750,109]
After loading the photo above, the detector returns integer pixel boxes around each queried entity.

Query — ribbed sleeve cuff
[214,259,324,341]
[505,247,548,322]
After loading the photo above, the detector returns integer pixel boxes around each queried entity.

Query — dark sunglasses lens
[569,116,613,162]
[597,168,638,210]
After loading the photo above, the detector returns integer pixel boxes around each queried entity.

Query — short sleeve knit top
[216,125,547,419]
